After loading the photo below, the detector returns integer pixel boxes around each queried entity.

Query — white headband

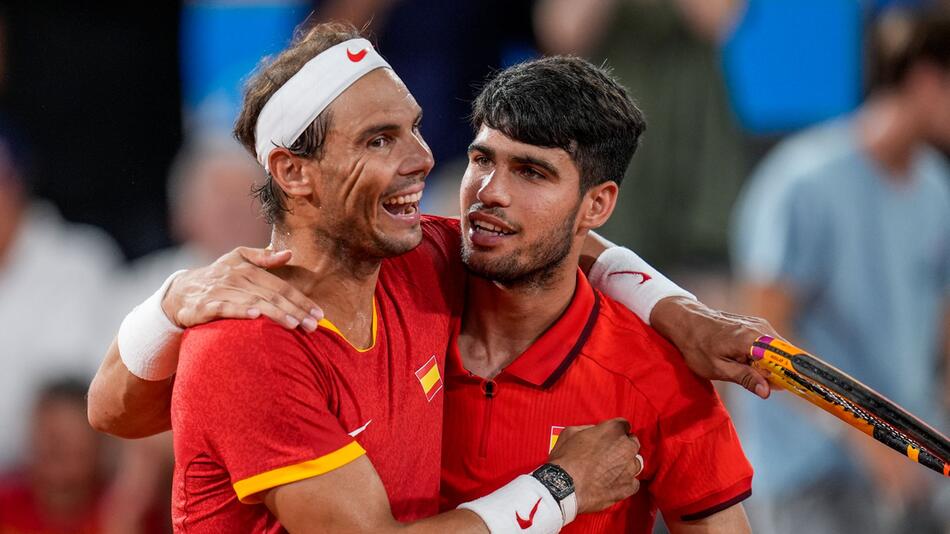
[254,38,391,172]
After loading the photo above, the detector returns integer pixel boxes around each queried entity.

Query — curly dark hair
[233,21,363,224]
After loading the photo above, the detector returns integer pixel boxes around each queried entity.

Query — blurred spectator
[0,123,121,469]
[535,0,751,270]
[0,3,181,260]
[0,378,165,534]
[117,136,269,307]
[731,8,950,534]
[0,378,104,533]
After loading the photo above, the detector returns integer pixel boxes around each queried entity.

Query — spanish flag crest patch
[549,426,565,452]
[415,355,443,402]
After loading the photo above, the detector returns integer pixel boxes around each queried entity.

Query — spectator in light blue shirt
[731,8,950,534]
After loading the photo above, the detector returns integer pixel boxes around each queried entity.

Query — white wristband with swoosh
[588,246,696,324]
[458,474,565,533]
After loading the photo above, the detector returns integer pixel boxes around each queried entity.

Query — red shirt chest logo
[415,355,443,402]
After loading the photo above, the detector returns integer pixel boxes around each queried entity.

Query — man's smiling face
[304,69,434,258]
[459,126,585,286]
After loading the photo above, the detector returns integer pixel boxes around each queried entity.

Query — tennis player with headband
[89,21,773,533]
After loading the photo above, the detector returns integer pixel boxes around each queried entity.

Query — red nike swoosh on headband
[516,497,542,529]
[347,48,368,62]
[608,270,652,285]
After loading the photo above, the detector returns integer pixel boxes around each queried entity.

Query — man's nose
[475,169,511,208]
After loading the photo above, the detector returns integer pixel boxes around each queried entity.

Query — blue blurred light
[722,0,864,135]
[181,1,310,137]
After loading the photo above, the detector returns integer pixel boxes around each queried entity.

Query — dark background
[1,2,182,259]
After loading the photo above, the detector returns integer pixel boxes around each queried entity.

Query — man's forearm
[265,455,492,534]
[88,338,174,438]
[360,510,490,534]
[583,235,776,397]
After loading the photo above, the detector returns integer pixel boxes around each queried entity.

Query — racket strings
[793,355,950,460]
[762,358,949,475]
[773,363,915,447]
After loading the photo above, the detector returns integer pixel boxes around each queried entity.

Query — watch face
[534,464,574,501]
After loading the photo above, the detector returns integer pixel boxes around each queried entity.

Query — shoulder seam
[573,350,662,419]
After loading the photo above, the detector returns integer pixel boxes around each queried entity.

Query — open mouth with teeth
[382,191,423,217]
[471,220,516,237]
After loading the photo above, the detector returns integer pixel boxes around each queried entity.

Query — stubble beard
[461,210,577,290]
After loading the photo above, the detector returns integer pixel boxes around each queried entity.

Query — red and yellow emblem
[549,426,565,452]
[415,355,443,402]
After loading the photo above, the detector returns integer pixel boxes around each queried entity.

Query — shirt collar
[447,268,600,389]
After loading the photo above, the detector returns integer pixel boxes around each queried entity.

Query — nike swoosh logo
[516,497,542,529]
[347,48,368,62]
[608,270,652,285]
[347,419,372,437]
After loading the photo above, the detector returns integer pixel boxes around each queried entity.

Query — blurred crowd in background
[0,0,947,533]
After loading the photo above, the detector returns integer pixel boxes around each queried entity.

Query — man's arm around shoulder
[88,247,323,438]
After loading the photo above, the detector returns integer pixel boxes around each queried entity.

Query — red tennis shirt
[171,216,463,533]
[440,270,753,532]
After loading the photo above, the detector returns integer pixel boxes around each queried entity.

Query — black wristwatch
[531,463,575,502]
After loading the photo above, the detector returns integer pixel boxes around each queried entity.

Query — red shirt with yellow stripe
[170,217,462,533]
[439,270,753,532]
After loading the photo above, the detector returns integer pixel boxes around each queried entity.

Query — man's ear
[268,147,315,198]
[578,180,619,231]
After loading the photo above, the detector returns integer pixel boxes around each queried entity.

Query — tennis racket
[750,335,950,477]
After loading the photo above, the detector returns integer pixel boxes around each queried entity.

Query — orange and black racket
[751,336,950,477]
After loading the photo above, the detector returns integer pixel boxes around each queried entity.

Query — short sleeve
[648,390,753,521]
[174,319,365,503]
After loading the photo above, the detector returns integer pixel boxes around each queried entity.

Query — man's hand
[651,296,777,399]
[548,418,642,513]
[162,247,324,330]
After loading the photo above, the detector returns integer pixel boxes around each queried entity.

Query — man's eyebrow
[357,110,423,140]
[467,142,495,158]
[511,154,559,177]
[356,122,400,140]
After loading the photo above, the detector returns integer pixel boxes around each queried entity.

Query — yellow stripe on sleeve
[233,441,366,503]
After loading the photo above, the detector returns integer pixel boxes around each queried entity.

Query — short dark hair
[233,21,363,224]
[868,7,950,92]
[471,56,646,191]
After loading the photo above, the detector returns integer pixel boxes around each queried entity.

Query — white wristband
[588,247,696,324]
[458,474,569,534]
[117,270,187,381]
